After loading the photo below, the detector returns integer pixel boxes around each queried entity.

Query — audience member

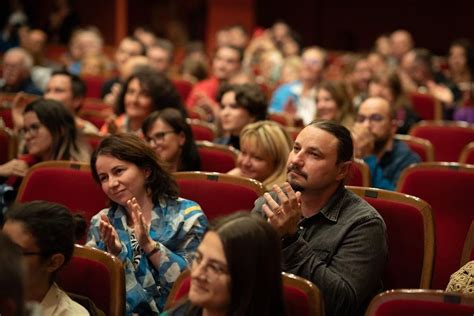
[87,133,208,314]
[215,83,267,150]
[0,232,25,316]
[3,201,89,315]
[352,97,420,190]
[390,29,414,64]
[401,48,461,108]
[368,70,419,134]
[0,47,42,95]
[447,38,474,104]
[163,212,286,316]
[252,120,387,316]
[101,66,185,135]
[44,70,99,134]
[270,46,327,125]
[343,55,372,110]
[142,108,200,172]
[228,121,292,190]
[186,45,243,118]
[0,98,91,191]
[133,26,158,48]
[46,0,80,45]
[316,80,355,128]
[147,39,174,75]
[100,36,146,99]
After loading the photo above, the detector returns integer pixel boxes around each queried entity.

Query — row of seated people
[2,117,474,314]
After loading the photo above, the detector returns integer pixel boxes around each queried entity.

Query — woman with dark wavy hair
[100,66,187,136]
[87,133,208,315]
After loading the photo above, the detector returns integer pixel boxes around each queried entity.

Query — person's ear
[47,253,65,274]
[336,161,352,181]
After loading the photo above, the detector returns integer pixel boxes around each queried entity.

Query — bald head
[391,30,414,61]
[2,48,33,86]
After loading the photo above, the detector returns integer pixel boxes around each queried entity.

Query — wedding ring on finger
[274,208,283,216]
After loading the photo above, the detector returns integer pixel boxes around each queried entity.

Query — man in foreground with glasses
[352,97,420,190]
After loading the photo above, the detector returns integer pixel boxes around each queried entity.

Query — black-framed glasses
[356,114,385,124]
[189,251,228,282]
[146,130,176,145]
[19,122,43,136]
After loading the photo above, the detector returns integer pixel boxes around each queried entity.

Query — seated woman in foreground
[86,133,208,315]
[163,212,287,316]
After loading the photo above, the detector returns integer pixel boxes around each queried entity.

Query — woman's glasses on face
[20,122,43,137]
[146,130,176,146]
[189,251,228,282]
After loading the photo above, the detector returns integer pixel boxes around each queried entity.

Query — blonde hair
[240,121,292,189]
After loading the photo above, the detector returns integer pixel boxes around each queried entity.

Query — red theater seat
[173,171,265,221]
[365,289,474,316]
[347,158,371,187]
[395,134,435,162]
[57,245,125,316]
[459,142,474,164]
[197,141,238,173]
[397,162,474,289]
[409,120,474,162]
[348,186,434,289]
[186,119,216,141]
[409,92,443,121]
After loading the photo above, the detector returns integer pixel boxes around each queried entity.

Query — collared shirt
[253,185,388,316]
[40,283,90,316]
[363,139,421,191]
[87,197,208,315]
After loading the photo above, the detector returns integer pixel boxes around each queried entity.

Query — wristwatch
[146,242,160,257]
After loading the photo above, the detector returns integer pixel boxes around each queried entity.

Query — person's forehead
[303,49,323,60]
[216,47,239,59]
[297,126,339,150]
[50,74,72,87]
[359,99,390,115]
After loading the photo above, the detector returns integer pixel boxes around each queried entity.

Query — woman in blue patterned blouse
[86,133,208,315]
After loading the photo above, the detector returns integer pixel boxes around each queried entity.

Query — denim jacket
[253,185,388,316]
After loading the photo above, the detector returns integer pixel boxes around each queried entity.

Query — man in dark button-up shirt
[253,120,387,316]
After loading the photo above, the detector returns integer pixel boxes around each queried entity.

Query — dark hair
[23,98,83,161]
[5,201,86,272]
[413,48,433,75]
[0,232,25,316]
[51,69,87,99]
[116,67,186,117]
[217,83,268,121]
[122,36,146,56]
[308,120,353,163]
[216,45,244,63]
[318,80,354,123]
[90,133,179,206]
[211,212,286,316]
[371,70,408,110]
[142,108,201,171]
[450,38,474,77]
[150,38,174,61]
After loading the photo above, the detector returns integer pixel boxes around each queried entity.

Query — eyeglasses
[356,114,386,124]
[189,251,228,282]
[146,130,176,145]
[302,58,321,66]
[20,122,43,136]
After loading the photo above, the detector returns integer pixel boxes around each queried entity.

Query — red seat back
[172,79,193,102]
[83,76,107,99]
[57,245,125,316]
[409,121,474,162]
[187,119,216,142]
[366,289,474,316]
[173,172,265,221]
[347,159,370,187]
[16,161,108,240]
[348,186,434,289]
[459,142,474,164]
[395,134,434,162]
[409,92,443,121]
[197,141,238,173]
[397,162,474,289]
